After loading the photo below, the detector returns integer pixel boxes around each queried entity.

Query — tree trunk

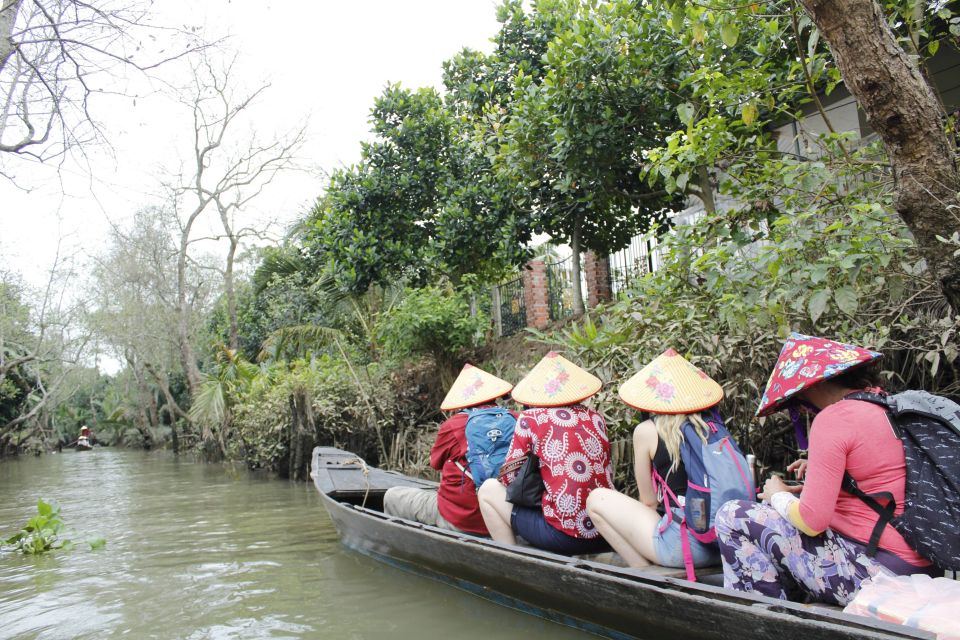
[176,217,204,397]
[225,237,239,351]
[0,0,21,75]
[217,202,241,351]
[143,363,190,455]
[798,0,960,314]
[570,217,585,315]
[696,165,717,215]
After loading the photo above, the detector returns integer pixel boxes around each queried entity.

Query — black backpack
[842,390,960,571]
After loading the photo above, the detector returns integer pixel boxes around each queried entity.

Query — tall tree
[0,0,206,176]
[308,84,528,294]
[0,244,91,454]
[489,0,682,313]
[796,0,960,314]
[167,53,304,396]
[88,208,199,453]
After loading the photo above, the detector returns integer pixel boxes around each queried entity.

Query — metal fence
[546,257,576,321]
[609,235,662,295]
[495,275,526,337]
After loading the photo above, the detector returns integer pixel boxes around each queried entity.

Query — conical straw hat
[756,332,882,417]
[440,364,513,411]
[618,348,723,414]
[511,352,602,407]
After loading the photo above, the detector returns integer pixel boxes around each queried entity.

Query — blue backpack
[461,407,516,489]
[653,413,755,581]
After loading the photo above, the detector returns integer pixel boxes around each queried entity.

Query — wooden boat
[76,437,93,451]
[311,446,933,640]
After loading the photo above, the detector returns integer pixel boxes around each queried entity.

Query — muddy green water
[0,449,593,639]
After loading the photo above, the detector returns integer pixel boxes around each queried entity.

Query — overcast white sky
[1,0,502,286]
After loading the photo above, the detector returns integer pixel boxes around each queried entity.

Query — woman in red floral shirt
[478,352,613,554]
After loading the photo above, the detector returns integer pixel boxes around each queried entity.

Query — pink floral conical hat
[619,348,723,414]
[440,364,513,411]
[511,352,602,407]
[756,333,882,417]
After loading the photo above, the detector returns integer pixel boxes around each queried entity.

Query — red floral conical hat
[440,364,513,411]
[756,333,882,417]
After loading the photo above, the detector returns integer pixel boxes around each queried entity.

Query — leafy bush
[540,142,958,480]
[377,285,488,375]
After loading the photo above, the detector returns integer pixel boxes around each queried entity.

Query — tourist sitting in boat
[383,364,516,535]
[715,333,936,605]
[587,349,737,572]
[77,425,93,450]
[478,352,612,555]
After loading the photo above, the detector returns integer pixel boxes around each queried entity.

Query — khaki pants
[382,487,463,532]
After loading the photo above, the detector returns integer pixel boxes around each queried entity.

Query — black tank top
[653,436,687,512]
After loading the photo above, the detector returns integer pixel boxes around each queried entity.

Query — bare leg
[478,479,517,545]
[586,488,662,568]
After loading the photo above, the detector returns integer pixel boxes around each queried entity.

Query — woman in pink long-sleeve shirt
[715,333,935,605]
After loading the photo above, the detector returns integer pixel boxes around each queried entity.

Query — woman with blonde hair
[587,349,752,577]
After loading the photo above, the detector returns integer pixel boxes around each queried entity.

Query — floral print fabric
[715,500,890,605]
[757,333,882,417]
[502,405,613,539]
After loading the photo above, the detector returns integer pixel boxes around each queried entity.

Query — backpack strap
[840,391,898,557]
[454,460,474,483]
[840,472,896,557]
[843,390,890,408]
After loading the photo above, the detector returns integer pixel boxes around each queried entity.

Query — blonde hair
[654,412,711,473]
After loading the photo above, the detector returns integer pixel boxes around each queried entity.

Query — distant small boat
[311,446,932,640]
[76,436,93,451]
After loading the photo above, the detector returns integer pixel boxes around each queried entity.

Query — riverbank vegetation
[2,0,958,483]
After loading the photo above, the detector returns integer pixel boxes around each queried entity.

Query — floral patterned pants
[714,500,891,605]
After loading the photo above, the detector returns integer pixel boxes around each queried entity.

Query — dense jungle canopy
[2,0,959,483]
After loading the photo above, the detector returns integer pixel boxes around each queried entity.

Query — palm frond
[189,377,227,426]
[258,324,344,362]
[252,247,307,295]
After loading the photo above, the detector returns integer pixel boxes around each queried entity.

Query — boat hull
[312,447,930,640]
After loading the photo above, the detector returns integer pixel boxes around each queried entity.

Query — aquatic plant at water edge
[1,498,106,555]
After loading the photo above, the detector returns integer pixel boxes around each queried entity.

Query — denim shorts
[652,507,721,568]
[511,505,609,555]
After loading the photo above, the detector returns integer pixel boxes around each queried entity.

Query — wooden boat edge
[311,446,933,640]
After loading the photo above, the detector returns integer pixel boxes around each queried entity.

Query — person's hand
[786,459,808,481]
[758,475,801,502]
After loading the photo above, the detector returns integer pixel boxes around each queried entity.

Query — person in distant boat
[77,425,92,448]
[715,333,936,605]
[383,364,516,535]
[587,349,741,572]
[478,352,612,555]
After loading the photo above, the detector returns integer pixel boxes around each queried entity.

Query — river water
[0,449,592,639]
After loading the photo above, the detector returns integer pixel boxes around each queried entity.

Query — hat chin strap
[787,399,820,450]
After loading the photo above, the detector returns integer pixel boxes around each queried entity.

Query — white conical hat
[440,364,513,411]
[511,352,602,407]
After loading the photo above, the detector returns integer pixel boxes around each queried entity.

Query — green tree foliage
[377,285,487,378]
[543,139,957,477]
[306,85,529,294]
[490,0,684,254]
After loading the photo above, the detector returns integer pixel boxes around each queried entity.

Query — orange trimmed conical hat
[618,348,723,414]
[440,364,513,411]
[511,352,602,407]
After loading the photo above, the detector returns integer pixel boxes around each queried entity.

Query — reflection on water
[0,450,592,639]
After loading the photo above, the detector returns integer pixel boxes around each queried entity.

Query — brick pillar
[584,251,612,307]
[522,260,550,329]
